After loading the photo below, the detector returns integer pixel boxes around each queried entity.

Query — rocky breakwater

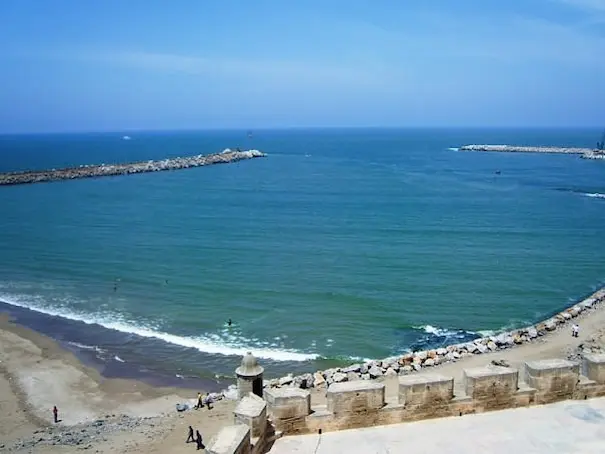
[459,144,595,155]
[260,288,605,392]
[0,148,267,186]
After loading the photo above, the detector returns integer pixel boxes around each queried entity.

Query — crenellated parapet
[267,354,605,437]
[205,352,605,454]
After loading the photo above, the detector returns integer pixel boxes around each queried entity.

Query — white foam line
[584,193,605,199]
[0,293,318,362]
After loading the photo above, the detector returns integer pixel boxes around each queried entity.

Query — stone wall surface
[267,357,605,439]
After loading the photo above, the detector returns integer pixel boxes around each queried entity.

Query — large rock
[487,341,498,351]
[400,365,413,374]
[368,365,383,379]
[527,327,538,339]
[279,374,293,386]
[359,364,369,374]
[342,364,361,374]
[476,343,488,354]
[385,368,398,377]
[423,358,435,367]
[415,351,428,361]
[332,372,347,383]
[313,372,326,388]
[544,319,557,331]
[346,372,360,382]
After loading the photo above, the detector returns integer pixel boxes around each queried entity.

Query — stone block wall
[525,359,579,404]
[327,381,385,414]
[463,366,519,411]
[209,355,605,453]
[267,356,605,438]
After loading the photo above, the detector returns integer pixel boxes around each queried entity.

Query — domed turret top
[235,352,264,377]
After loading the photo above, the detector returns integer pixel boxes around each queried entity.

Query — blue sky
[0,0,604,132]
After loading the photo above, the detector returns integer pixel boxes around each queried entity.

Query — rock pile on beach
[261,289,605,391]
[3,414,164,452]
[0,148,266,186]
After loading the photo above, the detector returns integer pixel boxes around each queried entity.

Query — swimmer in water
[227,318,232,327]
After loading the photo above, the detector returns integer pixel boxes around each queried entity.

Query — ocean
[1,128,604,386]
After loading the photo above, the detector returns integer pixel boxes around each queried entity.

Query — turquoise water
[1,128,604,379]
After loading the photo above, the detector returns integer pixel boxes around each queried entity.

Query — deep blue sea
[1,128,604,384]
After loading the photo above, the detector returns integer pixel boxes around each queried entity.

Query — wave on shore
[0,292,318,362]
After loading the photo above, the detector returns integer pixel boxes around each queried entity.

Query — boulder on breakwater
[0,148,267,186]
[256,288,605,392]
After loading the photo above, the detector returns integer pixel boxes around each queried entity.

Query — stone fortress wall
[206,352,605,454]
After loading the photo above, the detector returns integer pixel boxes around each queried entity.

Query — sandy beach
[2,294,605,452]
[0,314,237,453]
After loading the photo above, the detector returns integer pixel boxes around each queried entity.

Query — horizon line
[1,125,604,136]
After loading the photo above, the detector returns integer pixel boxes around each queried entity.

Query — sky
[0,0,604,132]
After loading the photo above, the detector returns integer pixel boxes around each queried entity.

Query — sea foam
[0,292,318,362]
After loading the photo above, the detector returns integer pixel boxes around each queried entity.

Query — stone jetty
[0,148,266,186]
[259,287,605,392]
[459,144,605,160]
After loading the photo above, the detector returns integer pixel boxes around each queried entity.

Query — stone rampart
[267,355,605,437]
[205,352,605,453]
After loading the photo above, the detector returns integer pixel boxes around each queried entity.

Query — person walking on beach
[52,406,58,423]
[186,425,195,443]
[195,392,203,409]
[572,324,580,338]
[195,430,205,450]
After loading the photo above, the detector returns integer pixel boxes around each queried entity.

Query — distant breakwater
[459,144,605,160]
[0,148,267,186]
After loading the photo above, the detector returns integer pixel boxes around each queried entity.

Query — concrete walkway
[270,398,605,454]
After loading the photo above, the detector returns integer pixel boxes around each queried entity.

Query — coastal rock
[399,353,414,365]
[359,364,369,374]
[436,348,448,356]
[415,351,428,361]
[412,364,422,372]
[544,319,557,331]
[423,358,435,367]
[361,373,371,380]
[368,365,383,378]
[342,364,361,374]
[279,374,293,386]
[400,365,414,374]
[313,372,326,388]
[346,372,361,382]
[487,341,498,351]
[527,327,538,339]
[561,312,572,320]
[476,344,488,354]
[332,372,348,383]
[466,343,479,354]
[385,367,398,377]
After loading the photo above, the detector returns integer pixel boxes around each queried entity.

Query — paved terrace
[270,397,605,454]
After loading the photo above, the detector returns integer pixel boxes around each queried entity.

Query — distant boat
[247,131,253,138]
[122,135,131,141]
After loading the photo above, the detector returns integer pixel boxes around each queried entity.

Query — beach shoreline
[0,314,238,453]
[2,285,605,452]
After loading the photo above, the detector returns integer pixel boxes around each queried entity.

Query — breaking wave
[0,292,318,362]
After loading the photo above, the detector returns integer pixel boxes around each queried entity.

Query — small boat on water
[122,135,131,141]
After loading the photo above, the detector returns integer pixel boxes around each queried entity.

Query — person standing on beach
[195,392,203,409]
[572,324,580,338]
[52,406,58,423]
[186,425,195,443]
